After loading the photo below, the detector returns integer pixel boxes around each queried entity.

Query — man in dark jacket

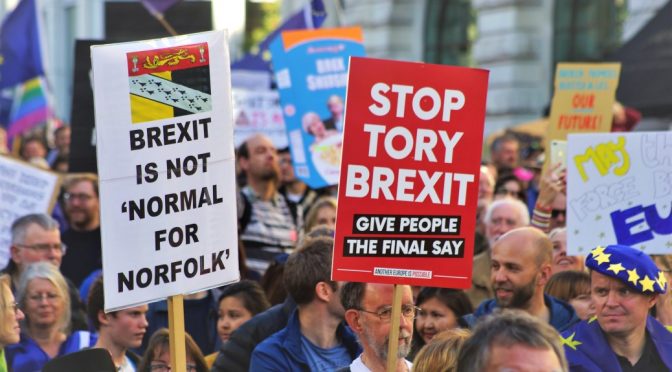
[250,236,360,371]
[461,227,579,332]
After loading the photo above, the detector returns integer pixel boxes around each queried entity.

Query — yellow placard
[546,63,621,166]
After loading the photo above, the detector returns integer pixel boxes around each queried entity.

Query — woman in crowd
[303,196,337,234]
[549,227,584,274]
[410,287,473,359]
[412,328,471,372]
[545,270,594,321]
[6,262,96,372]
[652,255,672,329]
[493,173,527,204]
[138,328,208,372]
[0,275,24,369]
[205,280,270,367]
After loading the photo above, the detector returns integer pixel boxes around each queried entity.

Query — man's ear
[315,282,331,303]
[344,309,362,333]
[9,245,21,264]
[98,310,110,326]
[538,263,552,287]
[647,294,659,309]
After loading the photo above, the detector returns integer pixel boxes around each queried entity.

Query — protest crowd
[1,1,672,372]
[1,113,671,371]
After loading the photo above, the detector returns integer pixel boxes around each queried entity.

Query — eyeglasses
[6,302,20,314]
[551,209,566,219]
[495,188,520,197]
[149,363,197,372]
[356,305,421,321]
[16,243,67,255]
[63,192,94,202]
[27,292,60,303]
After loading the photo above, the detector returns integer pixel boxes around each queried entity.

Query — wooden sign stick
[168,294,187,372]
[386,284,403,371]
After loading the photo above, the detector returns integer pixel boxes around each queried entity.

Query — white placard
[232,89,287,149]
[91,31,239,311]
[0,156,61,268]
[567,131,672,255]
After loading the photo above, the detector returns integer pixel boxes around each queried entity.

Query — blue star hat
[586,244,667,294]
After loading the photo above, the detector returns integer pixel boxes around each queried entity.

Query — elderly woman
[6,262,96,372]
[0,275,24,369]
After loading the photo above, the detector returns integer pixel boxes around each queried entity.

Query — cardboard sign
[91,31,239,311]
[0,155,61,268]
[332,57,489,288]
[567,131,672,255]
[546,63,620,167]
[270,27,365,189]
[232,89,287,149]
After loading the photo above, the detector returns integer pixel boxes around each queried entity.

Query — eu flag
[0,0,43,90]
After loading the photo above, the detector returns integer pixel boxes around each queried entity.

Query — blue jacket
[562,315,672,371]
[6,331,97,372]
[249,309,361,372]
[460,294,579,332]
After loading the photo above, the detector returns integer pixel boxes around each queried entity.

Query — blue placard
[270,27,365,189]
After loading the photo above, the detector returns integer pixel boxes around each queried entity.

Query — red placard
[332,57,489,288]
[126,43,209,76]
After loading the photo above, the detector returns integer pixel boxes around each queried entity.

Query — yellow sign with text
[546,63,621,168]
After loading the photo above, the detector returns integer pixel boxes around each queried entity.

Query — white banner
[567,131,672,255]
[232,89,287,149]
[91,31,239,311]
[0,156,61,268]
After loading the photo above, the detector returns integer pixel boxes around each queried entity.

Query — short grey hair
[483,198,530,226]
[457,310,567,372]
[16,262,71,333]
[11,213,59,245]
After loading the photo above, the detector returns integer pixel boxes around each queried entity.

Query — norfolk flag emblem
[127,43,211,124]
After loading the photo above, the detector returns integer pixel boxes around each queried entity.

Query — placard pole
[386,284,403,371]
[168,294,187,372]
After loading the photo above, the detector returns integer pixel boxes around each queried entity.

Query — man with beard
[59,173,102,287]
[237,134,298,274]
[250,236,359,370]
[466,198,529,308]
[561,244,672,370]
[88,277,148,371]
[341,283,415,372]
[461,227,579,332]
[278,147,319,229]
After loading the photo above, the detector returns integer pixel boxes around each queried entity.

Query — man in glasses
[3,213,88,330]
[341,282,415,372]
[250,237,360,371]
[60,173,102,287]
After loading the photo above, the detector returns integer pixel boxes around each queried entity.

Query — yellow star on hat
[590,246,606,257]
[639,275,655,292]
[594,253,611,265]
[627,268,640,285]
[560,332,582,351]
[656,271,668,291]
[607,263,625,275]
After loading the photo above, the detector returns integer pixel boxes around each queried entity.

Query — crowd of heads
[0,115,670,371]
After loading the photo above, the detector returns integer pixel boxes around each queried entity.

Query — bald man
[461,227,579,332]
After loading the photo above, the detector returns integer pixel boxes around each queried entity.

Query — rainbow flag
[7,77,49,139]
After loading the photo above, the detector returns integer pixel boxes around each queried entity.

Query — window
[424,0,475,66]
[553,0,627,63]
